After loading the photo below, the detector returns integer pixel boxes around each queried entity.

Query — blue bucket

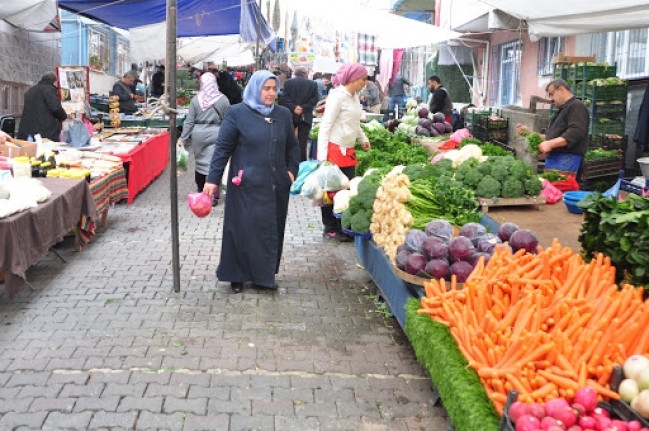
[563,191,594,214]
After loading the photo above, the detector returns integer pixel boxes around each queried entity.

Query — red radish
[573,387,598,412]
[591,407,610,418]
[579,416,597,429]
[540,416,561,429]
[551,404,578,427]
[572,403,586,417]
[628,421,642,431]
[594,415,612,429]
[509,401,530,422]
[545,398,570,418]
[516,414,542,431]
[608,419,629,431]
[545,427,564,431]
[527,402,546,419]
[566,427,583,431]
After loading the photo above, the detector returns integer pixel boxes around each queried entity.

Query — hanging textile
[357,33,378,66]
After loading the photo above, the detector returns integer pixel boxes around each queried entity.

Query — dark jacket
[150,71,165,97]
[280,76,320,125]
[634,86,649,151]
[17,78,68,141]
[545,97,589,156]
[216,72,243,105]
[388,75,411,97]
[429,86,453,116]
[206,103,300,288]
[112,80,136,114]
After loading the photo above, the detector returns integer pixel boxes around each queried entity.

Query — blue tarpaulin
[57,0,276,46]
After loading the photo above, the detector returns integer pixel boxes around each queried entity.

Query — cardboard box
[0,140,38,158]
[552,53,596,64]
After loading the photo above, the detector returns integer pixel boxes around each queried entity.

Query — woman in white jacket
[317,63,372,242]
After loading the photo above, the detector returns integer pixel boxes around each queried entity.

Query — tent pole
[255,0,262,69]
[167,0,181,293]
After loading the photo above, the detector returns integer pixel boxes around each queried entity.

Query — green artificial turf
[405,298,500,431]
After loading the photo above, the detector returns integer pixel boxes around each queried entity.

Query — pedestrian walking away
[280,66,320,162]
[203,70,300,293]
[177,72,230,206]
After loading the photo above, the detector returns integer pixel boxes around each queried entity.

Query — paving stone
[181,413,230,431]
[0,412,47,429]
[116,396,164,413]
[41,411,93,431]
[73,395,120,412]
[88,411,138,429]
[29,397,76,413]
[163,397,208,415]
[229,414,275,431]
[135,411,185,431]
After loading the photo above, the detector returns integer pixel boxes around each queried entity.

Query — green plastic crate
[577,82,628,100]
[567,62,617,81]
[586,101,626,119]
[588,119,625,135]
[553,64,569,79]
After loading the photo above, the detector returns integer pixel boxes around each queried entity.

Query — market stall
[0,178,96,298]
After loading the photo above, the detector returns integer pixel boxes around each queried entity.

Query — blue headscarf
[243,70,280,116]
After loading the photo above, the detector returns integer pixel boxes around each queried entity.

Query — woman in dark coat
[203,70,300,293]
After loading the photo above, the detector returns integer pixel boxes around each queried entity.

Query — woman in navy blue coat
[203,70,300,293]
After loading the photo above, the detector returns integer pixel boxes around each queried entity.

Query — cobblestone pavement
[0,148,449,431]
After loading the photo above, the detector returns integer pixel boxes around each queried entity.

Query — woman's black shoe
[212,197,219,207]
[231,282,243,293]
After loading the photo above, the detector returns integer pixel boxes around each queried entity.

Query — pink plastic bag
[449,128,472,143]
[187,192,212,218]
[540,179,563,204]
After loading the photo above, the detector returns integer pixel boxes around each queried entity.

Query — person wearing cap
[17,72,68,142]
[316,62,372,242]
[111,72,138,115]
[150,64,165,98]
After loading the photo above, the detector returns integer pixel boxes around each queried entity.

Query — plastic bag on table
[64,119,91,147]
[540,178,564,204]
[187,192,212,218]
[550,173,580,192]
[176,145,189,171]
[290,160,320,195]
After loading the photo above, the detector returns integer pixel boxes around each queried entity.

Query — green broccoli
[455,158,479,182]
[525,176,543,196]
[350,209,372,233]
[491,163,510,182]
[347,196,361,214]
[341,208,353,229]
[403,163,426,182]
[355,181,380,210]
[510,160,533,181]
[463,167,483,188]
[476,161,492,176]
[431,158,455,176]
[476,175,501,198]
[502,178,525,198]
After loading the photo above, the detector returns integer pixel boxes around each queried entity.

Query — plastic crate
[589,119,625,135]
[576,82,629,100]
[480,116,509,130]
[589,134,626,150]
[581,155,623,180]
[567,61,617,81]
[464,108,500,126]
[469,125,508,143]
[587,101,626,119]
[552,63,568,79]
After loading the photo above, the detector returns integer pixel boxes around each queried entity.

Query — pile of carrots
[418,239,649,415]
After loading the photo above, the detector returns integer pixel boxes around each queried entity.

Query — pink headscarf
[331,63,368,88]
[197,73,224,111]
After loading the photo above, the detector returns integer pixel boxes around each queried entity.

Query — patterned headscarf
[331,63,368,88]
[243,70,279,116]
[197,73,224,111]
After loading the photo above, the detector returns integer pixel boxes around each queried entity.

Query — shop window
[116,40,130,77]
[89,29,109,71]
[537,37,562,76]
[489,39,521,106]
[592,28,649,79]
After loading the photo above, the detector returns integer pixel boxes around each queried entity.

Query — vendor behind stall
[517,78,589,179]
[111,72,138,115]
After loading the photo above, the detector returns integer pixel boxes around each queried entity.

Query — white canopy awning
[478,0,649,41]
[0,0,58,31]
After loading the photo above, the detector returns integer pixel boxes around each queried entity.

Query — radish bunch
[509,387,649,431]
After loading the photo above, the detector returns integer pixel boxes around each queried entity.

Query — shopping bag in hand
[187,192,212,218]
[177,145,189,171]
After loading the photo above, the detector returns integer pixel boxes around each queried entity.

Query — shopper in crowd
[17,72,68,142]
[427,75,454,122]
[313,72,325,100]
[177,73,230,207]
[388,74,411,116]
[150,64,165,98]
[210,68,243,105]
[322,73,333,96]
[280,66,320,162]
[360,75,382,114]
[317,62,372,242]
[517,79,589,178]
[202,70,299,294]
[111,72,138,115]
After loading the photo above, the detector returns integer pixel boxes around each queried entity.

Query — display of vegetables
[584,148,620,161]
[340,170,385,234]
[618,355,649,422]
[418,237,649,416]
[370,172,413,261]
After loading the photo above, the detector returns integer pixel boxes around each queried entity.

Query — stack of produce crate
[464,108,509,144]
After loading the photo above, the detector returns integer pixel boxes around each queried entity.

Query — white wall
[89,71,119,95]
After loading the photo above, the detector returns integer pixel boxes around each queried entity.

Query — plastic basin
[563,191,594,214]
[638,157,649,177]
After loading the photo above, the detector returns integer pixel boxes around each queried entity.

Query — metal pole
[255,0,262,69]
[167,0,181,292]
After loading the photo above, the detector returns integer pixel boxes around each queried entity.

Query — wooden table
[0,178,97,298]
